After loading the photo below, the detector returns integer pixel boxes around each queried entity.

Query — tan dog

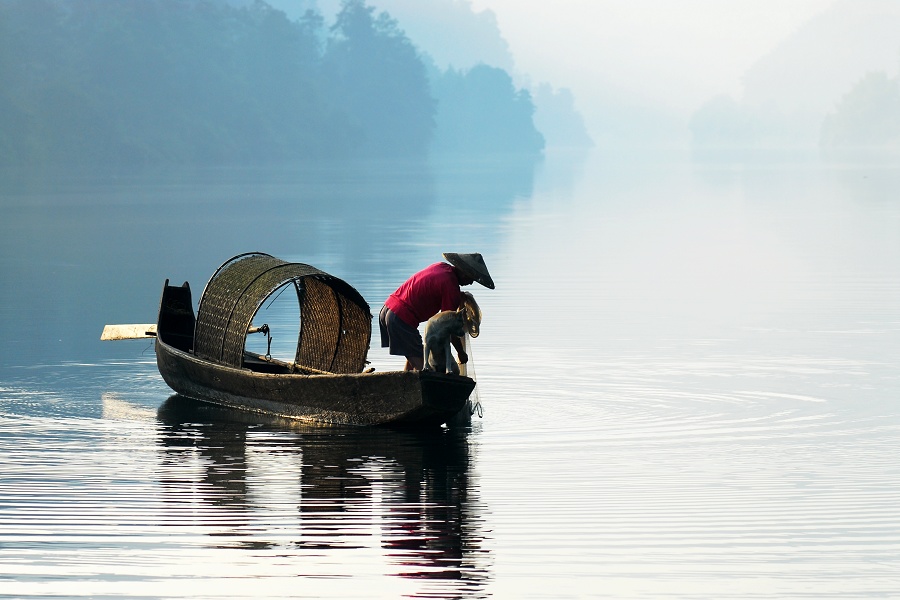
[422,309,466,374]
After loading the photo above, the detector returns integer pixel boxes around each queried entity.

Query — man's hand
[457,350,468,364]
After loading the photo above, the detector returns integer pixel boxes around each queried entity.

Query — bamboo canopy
[192,253,371,374]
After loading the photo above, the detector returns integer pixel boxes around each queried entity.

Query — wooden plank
[101,323,158,341]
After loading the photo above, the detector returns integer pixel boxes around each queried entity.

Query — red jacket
[385,263,461,327]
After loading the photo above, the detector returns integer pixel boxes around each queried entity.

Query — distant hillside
[820,71,900,149]
[237,0,591,149]
[367,0,592,149]
[691,0,900,150]
[743,0,900,116]
[0,0,547,167]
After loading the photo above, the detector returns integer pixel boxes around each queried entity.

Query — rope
[471,397,484,418]
[264,281,292,310]
[464,334,483,418]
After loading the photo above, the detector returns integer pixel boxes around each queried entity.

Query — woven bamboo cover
[193,253,371,373]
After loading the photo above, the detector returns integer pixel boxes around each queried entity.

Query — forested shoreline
[0,0,546,167]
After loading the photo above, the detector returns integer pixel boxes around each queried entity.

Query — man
[379,252,495,371]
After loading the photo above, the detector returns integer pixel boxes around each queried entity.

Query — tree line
[820,71,900,149]
[0,0,545,167]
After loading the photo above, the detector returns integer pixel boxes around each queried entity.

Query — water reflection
[155,395,489,593]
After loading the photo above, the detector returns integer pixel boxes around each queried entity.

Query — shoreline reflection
[155,395,490,594]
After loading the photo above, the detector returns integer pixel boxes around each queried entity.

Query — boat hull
[155,339,474,427]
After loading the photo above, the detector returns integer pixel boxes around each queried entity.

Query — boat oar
[101,323,269,341]
[100,324,158,340]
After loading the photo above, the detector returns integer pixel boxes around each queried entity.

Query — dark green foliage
[0,0,350,165]
[323,0,435,156]
[432,64,544,155]
[0,0,543,166]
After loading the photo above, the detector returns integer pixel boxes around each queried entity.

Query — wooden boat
[105,252,475,427]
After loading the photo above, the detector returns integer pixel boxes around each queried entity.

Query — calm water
[1,149,899,598]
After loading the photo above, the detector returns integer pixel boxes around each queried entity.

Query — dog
[422,309,466,374]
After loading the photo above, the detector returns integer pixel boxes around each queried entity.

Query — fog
[476,0,900,148]
[471,1,829,111]
[358,0,900,149]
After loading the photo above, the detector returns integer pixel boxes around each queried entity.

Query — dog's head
[449,309,467,337]
[460,291,481,338]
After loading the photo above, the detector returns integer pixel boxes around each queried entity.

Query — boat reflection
[155,394,489,590]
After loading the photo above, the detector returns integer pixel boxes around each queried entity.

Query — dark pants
[379,305,423,360]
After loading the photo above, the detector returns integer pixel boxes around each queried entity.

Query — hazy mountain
[364,0,591,148]
[0,0,545,165]
[742,0,900,117]
[531,84,594,149]
[691,0,900,149]
[246,0,592,148]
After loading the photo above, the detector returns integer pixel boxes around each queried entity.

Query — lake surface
[1,149,899,598]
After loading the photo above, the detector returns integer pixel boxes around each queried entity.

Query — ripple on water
[0,394,492,599]
[472,348,900,597]
[2,345,899,598]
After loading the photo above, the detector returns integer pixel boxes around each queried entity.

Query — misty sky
[469,0,833,126]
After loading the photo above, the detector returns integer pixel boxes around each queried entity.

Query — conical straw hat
[443,252,495,289]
